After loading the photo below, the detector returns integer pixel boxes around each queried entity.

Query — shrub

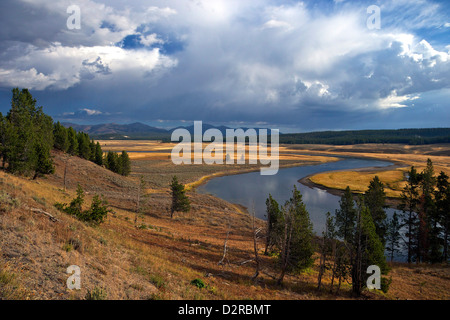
[190,278,206,289]
[150,274,166,289]
[62,242,73,252]
[0,191,20,213]
[85,286,107,300]
[82,195,110,225]
[54,185,112,226]
[381,276,392,293]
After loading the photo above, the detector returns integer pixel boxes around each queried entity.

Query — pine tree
[55,184,111,225]
[105,151,119,173]
[33,106,54,179]
[386,211,401,262]
[53,121,69,152]
[67,127,78,155]
[33,140,54,179]
[419,159,437,263]
[352,200,388,296]
[89,139,96,162]
[5,88,39,174]
[94,142,103,166]
[365,176,387,245]
[77,132,91,160]
[2,88,54,177]
[84,194,111,225]
[398,166,420,263]
[277,185,314,285]
[170,176,190,218]
[264,194,282,255]
[118,150,131,176]
[435,171,450,262]
[335,186,357,243]
[64,184,85,218]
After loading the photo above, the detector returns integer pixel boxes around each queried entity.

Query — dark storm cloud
[0,0,448,130]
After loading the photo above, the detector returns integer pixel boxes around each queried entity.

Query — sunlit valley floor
[0,142,449,300]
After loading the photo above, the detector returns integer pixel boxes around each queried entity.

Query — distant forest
[90,127,450,145]
[279,128,450,145]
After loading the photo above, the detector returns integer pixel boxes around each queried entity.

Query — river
[197,157,397,227]
[196,157,406,260]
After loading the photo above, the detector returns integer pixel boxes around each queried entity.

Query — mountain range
[61,122,270,140]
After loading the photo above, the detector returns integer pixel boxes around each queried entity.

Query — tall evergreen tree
[5,88,39,174]
[435,171,450,262]
[386,211,401,262]
[170,176,190,218]
[3,88,54,177]
[418,159,436,263]
[398,166,420,263]
[33,106,54,179]
[335,186,357,243]
[118,150,131,176]
[67,127,78,155]
[33,139,55,179]
[365,176,387,245]
[77,132,91,160]
[105,151,119,173]
[264,194,282,255]
[53,121,69,152]
[94,142,103,166]
[89,139,96,162]
[352,200,388,296]
[277,186,314,285]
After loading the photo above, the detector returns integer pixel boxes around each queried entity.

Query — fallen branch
[261,269,278,280]
[236,258,255,266]
[30,207,59,222]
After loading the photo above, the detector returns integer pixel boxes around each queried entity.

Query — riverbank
[298,161,406,208]
[185,158,340,191]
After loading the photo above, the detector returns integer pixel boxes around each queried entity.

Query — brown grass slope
[0,150,449,300]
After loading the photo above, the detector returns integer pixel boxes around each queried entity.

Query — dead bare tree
[218,218,231,266]
[251,207,262,282]
[317,230,327,290]
[277,206,294,286]
[63,157,69,191]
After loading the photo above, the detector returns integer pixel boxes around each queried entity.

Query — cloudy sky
[0,0,449,132]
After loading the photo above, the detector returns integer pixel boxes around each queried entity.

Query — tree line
[280,128,450,145]
[398,159,450,263]
[0,88,131,178]
[265,179,388,296]
[264,161,449,296]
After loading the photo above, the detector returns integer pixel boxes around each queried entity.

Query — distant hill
[62,122,170,140]
[62,122,273,140]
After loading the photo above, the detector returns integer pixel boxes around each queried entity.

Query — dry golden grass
[293,143,450,198]
[310,169,407,198]
[1,144,449,300]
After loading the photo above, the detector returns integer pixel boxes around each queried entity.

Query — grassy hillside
[0,150,449,300]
